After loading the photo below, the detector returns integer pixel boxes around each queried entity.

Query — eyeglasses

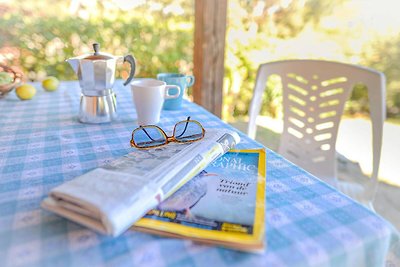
[130,117,205,149]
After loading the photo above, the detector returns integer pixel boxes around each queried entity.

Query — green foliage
[346,83,369,115]
[223,0,347,119]
[0,0,194,82]
[359,35,400,118]
[223,0,400,121]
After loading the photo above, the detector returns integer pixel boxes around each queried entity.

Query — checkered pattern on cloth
[0,81,399,267]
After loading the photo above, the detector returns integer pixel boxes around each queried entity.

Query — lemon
[42,76,59,91]
[16,84,36,100]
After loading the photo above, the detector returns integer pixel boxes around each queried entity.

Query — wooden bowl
[0,64,23,98]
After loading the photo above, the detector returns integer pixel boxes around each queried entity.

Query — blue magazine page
[134,149,266,252]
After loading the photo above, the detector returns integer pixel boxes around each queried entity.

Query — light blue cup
[156,73,195,110]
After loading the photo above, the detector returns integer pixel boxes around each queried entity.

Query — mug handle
[165,85,181,99]
[186,75,195,87]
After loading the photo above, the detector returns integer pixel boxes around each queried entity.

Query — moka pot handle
[123,55,136,86]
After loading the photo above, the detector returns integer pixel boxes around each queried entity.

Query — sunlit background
[1,0,400,226]
[1,0,399,120]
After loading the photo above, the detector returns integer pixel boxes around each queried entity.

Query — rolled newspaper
[41,129,240,236]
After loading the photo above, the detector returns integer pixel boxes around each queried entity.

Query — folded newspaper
[41,129,240,237]
[134,148,266,252]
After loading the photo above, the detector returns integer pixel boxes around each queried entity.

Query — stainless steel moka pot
[66,43,135,123]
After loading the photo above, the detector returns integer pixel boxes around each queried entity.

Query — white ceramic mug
[131,79,180,125]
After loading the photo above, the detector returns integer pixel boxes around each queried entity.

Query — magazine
[41,129,240,237]
[133,148,266,252]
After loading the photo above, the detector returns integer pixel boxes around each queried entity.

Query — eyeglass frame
[130,117,206,149]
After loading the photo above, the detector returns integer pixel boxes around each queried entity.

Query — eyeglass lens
[133,126,167,148]
[174,121,203,142]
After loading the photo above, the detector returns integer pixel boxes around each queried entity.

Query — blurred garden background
[1,0,400,122]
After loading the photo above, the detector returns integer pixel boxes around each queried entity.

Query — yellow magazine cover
[133,148,266,252]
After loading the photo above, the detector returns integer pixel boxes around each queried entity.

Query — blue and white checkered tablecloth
[0,81,399,267]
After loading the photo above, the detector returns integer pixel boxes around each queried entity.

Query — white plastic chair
[247,60,386,209]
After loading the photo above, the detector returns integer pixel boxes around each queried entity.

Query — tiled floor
[230,117,400,231]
